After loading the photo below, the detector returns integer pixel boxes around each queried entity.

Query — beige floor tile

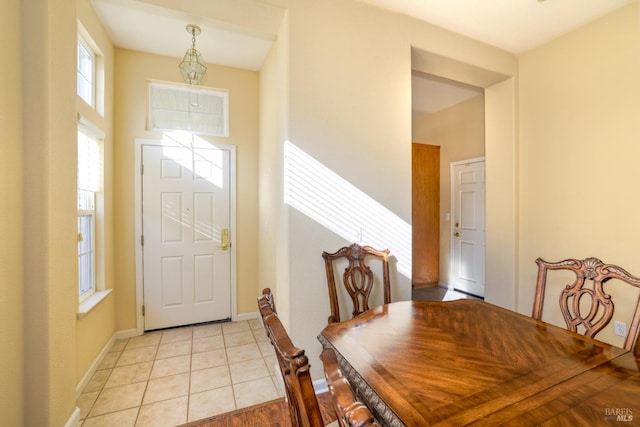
[248,318,263,331]
[83,407,139,427]
[143,372,189,405]
[90,382,146,417]
[263,355,278,378]
[190,365,231,394]
[191,349,227,371]
[222,321,250,335]
[105,362,153,388]
[150,354,191,379]
[126,333,161,350]
[229,358,269,384]
[80,320,281,426]
[77,391,99,420]
[272,375,286,398]
[252,328,268,343]
[226,342,261,364]
[84,369,112,393]
[160,327,193,344]
[135,396,188,427]
[192,335,225,353]
[257,340,275,357]
[233,377,280,409]
[98,352,121,370]
[110,339,129,352]
[156,340,192,359]
[193,323,222,339]
[117,346,157,367]
[188,387,236,422]
[224,331,256,348]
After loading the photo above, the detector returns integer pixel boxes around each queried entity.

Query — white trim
[75,332,116,397]
[64,407,81,427]
[134,138,238,333]
[235,311,259,322]
[77,289,112,319]
[438,281,452,290]
[313,378,329,394]
[77,113,106,140]
[116,328,141,340]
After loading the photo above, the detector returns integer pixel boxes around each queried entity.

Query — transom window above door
[147,82,229,137]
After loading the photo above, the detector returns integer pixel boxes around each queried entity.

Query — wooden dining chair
[320,347,380,427]
[532,257,640,352]
[258,287,276,315]
[257,289,327,427]
[322,243,391,324]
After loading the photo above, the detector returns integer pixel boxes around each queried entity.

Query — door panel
[411,143,440,286]
[143,144,231,330]
[451,160,485,297]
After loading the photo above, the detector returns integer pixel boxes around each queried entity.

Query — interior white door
[450,159,485,297]
[142,144,231,330]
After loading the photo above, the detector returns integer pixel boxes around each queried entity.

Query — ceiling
[360,0,633,54]
[90,0,634,115]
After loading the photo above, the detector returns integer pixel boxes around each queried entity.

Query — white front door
[142,143,231,330]
[450,159,485,297]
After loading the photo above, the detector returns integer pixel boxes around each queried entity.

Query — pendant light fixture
[179,24,207,85]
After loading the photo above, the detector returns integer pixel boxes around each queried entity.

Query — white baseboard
[438,281,452,289]
[235,311,259,322]
[64,407,81,427]
[75,333,116,398]
[76,329,143,398]
[116,328,141,339]
[313,378,328,394]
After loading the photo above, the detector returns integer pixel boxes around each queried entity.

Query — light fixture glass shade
[179,24,207,85]
[179,48,207,85]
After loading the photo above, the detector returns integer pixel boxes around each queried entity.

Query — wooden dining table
[318,299,640,426]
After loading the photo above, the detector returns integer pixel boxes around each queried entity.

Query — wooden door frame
[133,138,237,336]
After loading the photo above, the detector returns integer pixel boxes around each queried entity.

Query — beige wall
[76,0,117,385]
[518,3,640,345]
[114,50,260,330]
[413,95,486,287]
[0,0,24,424]
[268,0,517,380]
[22,0,79,424]
[12,1,638,422]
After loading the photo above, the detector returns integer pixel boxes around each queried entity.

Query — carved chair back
[532,257,640,352]
[258,289,325,427]
[320,347,381,427]
[322,243,391,324]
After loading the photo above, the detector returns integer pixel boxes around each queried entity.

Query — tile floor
[77,318,282,427]
[412,284,483,301]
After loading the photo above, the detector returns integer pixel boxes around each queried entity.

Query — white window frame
[77,35,95,107]
[77,122,103,304]
[78,205,96,301]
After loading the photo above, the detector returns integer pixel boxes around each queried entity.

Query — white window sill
[77,289,112,319]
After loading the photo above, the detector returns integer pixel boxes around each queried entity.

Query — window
[148,82,229,137]
[77,128,101,301]
[77,35,95,107]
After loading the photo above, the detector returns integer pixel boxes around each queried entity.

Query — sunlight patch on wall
[283,141,411,279]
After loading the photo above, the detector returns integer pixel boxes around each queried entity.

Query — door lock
[218,228,229,250]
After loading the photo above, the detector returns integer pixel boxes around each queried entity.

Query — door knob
[454,231,460,237]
